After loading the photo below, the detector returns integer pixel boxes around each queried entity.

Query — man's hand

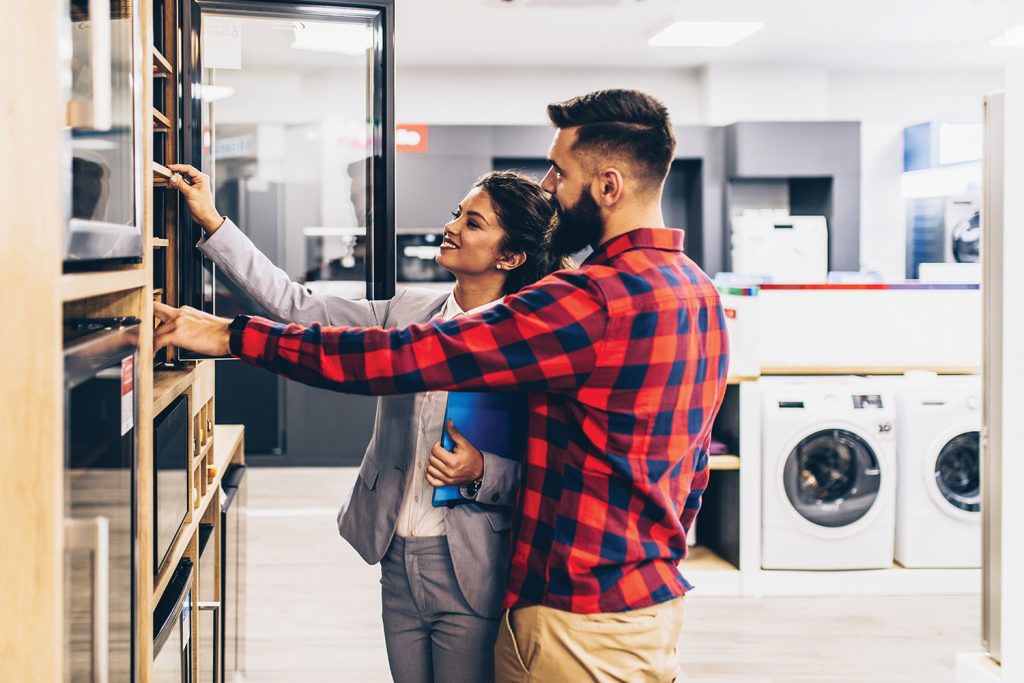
[154,302,232,356]
[425,420,484,487]
[167,163,224,233]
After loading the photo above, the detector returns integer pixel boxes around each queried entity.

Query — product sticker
[724,308,737,319]
[203,16,242,69]
[121,356,134,436]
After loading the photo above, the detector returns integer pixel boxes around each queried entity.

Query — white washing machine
[888,374,981,568]
[761,377,897,570]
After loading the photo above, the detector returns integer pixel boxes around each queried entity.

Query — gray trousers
[381,535,500,683]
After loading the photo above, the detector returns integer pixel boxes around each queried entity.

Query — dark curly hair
[474,171,570,295]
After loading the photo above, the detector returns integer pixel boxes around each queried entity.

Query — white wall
[395,66,703,125]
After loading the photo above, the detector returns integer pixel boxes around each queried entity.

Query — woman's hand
[153,302,232,356]
[167,163,224,233]
[425,420,484,487]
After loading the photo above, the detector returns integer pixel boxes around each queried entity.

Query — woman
[167,163,563,683]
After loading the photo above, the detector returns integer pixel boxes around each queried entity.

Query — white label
[203,16,242,69]
[120,356,134,436]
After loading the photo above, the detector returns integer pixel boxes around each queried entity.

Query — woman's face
[436,187,509,277]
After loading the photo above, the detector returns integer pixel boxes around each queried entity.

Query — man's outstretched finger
[153,301,178,323]
[154,321,176,352]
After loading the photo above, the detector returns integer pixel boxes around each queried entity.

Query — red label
[724,308,737,319]
[397,124,429,154]
[121,356,133,396]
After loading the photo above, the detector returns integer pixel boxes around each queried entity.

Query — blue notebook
[431,391,528,507]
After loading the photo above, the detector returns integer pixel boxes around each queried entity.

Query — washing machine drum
[934,431,980,513]
[783,429,882,528]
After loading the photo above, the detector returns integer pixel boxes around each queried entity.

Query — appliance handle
[198,602,221,682]
[65,516,110,683]
[68,0,112,130]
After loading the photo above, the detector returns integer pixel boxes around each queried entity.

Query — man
[157,89,729,682]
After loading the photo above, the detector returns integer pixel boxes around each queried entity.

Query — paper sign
[120,356,134,436]
[203,16,242,70]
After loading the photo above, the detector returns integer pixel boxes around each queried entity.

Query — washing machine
[889,374,981,568]
[761,377,897,570]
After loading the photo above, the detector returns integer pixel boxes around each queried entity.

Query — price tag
[120,356,134,436]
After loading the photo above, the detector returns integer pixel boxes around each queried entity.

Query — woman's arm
[168,163,389,328]
[197,219,391,327]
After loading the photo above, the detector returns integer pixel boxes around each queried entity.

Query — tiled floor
[244,467,981,682]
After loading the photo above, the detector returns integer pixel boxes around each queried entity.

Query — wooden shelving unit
[709,454,741,471]
[60,268,148,303]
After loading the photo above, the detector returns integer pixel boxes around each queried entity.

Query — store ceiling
[397,0,1009,70]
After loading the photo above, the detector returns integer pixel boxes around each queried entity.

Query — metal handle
[65,517,110,683]
[198,602,221,683]
[68,0,112,129]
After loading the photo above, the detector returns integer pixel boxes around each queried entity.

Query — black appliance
[153,558,194,683]
[63,317,140,682]
[64,0,144,270]
[222,464,248,681]
[154,394,191,572]
[397,232,455,284]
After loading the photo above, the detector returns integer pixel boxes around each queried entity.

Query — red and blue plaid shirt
[236,228,729,613]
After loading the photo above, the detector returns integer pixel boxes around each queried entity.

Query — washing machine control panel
[852,394,885,409]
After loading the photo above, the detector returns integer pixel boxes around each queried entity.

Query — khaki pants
[494,597,685,683]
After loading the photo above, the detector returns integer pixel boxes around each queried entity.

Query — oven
[63,317,140,682]
[154,394,191,573]
[153,558,194,683]
[64,0,145,270]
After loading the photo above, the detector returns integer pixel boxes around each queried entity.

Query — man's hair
[546,89,675,194]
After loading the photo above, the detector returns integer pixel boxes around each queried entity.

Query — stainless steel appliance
[63,317,140,682]
[153,558,194,683]
[154,394,191,573]
[197,525,220,683]
[981,92,1004,664]
[64,0,144,270]
[221,464,247,682]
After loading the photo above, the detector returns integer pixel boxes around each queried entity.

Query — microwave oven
[63,317,140,682]
[63,0,144,270]
[154,394,190,572]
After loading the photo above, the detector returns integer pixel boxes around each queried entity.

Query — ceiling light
[648,21,763,48]
[291,22,371,55]
[990,24,1024,48]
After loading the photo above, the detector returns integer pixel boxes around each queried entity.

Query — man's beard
[549,184,605,259]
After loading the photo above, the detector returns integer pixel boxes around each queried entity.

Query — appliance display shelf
[153,366,195,416]
[152,46,173,76]
[60,269,147,303]
[709,455,741,471]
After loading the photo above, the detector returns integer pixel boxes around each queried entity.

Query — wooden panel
[709,455,741,471]
[152,107,172,131]
[153,367,196,416]
[61,268,147,302]
[0,1,65,680]
[152,46,173,75]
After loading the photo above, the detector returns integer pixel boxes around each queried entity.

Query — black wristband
[228,314,251,356]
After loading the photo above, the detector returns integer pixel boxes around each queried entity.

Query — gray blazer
[198,219,519,618]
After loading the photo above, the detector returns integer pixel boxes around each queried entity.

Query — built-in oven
[154,394,191,573]
[153,557,194,683]
[63,317,140,682]
[64,0,145,270]
[397,230,456,285]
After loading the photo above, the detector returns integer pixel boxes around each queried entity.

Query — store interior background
[194,2,1024,682]
[12,0,1020,681]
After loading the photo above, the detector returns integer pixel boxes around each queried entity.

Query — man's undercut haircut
[547,89,676,195]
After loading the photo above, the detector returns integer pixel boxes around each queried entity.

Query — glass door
[176,0,395,354]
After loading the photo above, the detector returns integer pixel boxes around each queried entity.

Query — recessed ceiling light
[648,21,764,48]
[990,24,1024,48]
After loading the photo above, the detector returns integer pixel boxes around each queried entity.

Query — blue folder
[431,391,528,507]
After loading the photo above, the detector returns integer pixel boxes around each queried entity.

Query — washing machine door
[784,429,882,528]
[933,431,980,513]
